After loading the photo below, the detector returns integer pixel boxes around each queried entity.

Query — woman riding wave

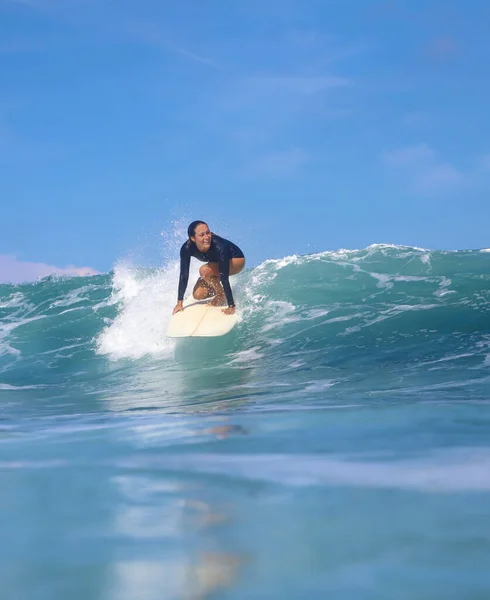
[173,221,245,316]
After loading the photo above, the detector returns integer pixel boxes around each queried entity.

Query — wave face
[1,244,490,599]
[2,244,489,409]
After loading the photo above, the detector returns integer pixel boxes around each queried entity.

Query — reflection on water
[187,552,242,600]
[107,553,242,600]
[96,332,255,598]
[108,474,243,600]
[100,345,257,415]
[205,425,248,440]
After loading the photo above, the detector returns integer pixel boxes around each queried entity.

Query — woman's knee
[199,264,215,278]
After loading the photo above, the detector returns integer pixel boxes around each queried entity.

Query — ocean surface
[1,243,490,599]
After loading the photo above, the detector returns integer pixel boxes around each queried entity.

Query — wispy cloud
[284,31,368,66]
[244,75,352,95]
[383,143,436,168]
[382,144,464,194]
[0,103,60,162]
[413,163,463,194]
[3,0,92,9]
[219,72,353,125]
[425,36,460,60]
[3,0,45,6]
[480,154,490,170]
[0,37,46,55]
[119,20,221,69]
[3,1,219,69]
[403,111,431,127]
[0,131,60,163]
[245,147,310,178]
[206,70,354,159]
[0,255,99,283]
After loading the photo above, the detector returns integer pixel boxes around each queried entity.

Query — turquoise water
[1,244,490,599]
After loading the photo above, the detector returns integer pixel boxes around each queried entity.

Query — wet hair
[187,220,208,238]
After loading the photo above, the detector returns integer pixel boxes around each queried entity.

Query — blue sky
[1,0,489,281]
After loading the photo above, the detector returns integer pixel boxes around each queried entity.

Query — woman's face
[191,223,212,252]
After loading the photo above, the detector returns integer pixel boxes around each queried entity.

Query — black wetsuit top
[178,234,244,306]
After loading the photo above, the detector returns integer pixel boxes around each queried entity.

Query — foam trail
[96,263,181,360]
[96,220,204,360]
[135,449,490,492]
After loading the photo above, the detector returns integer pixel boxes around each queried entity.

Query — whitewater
[1,241,490,599]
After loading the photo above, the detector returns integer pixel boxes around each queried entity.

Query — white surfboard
[166,299,238,338]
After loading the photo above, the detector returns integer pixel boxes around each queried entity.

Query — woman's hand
[172,301,184,315]
[222,306,236,316]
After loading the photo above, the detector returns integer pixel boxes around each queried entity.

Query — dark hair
[187,220,208,238]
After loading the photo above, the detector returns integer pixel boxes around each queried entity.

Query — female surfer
[173,221,245,316]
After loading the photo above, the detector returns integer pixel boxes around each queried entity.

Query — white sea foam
[49,284,96,309]
[288,359,306,368]
[147,447,490,492]
[260,301,300,333]
[259,303,331,335]
[38,342,84,357]
[342,303,439,334]
[0,292,26,309]
[365,243,429,252]
[248,245,436,282]
[370,272,394,289]
[306,308,330,319]
[0,383,44,390]
[419,353,474,366]
[274,255,300,269]
[229,347,264,364]
[0,315,46,358]
[434,276,454,297]
[96,262,185,360]
[304,380,337,392]
[324,313,364,325]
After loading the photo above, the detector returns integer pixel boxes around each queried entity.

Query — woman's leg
[229,257,246,276]
[192,258,245,303]
[192,276,215,300]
